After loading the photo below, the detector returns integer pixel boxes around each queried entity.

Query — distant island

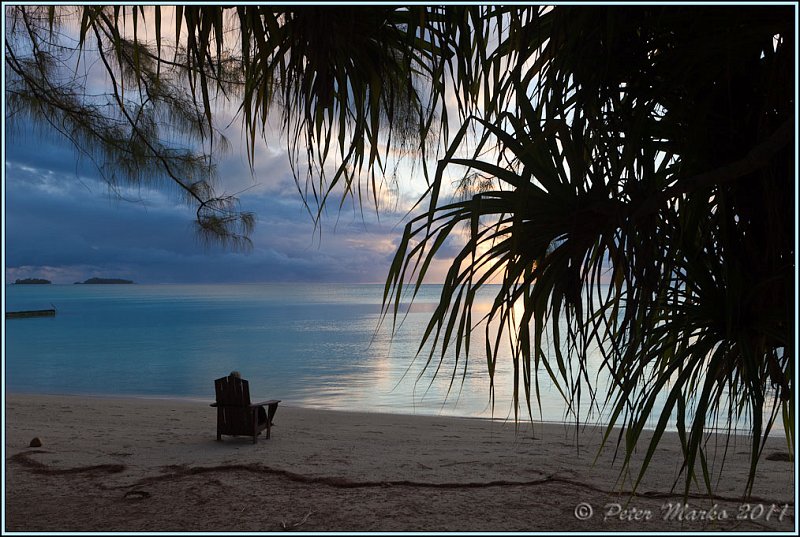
[75,278,135,284]
[15,278,51,284]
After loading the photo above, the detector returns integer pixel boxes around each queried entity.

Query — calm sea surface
[3,283,775,430]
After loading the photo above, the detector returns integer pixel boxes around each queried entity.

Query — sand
[4,393,795,532]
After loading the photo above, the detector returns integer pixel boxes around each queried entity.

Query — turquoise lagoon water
[2,283,775,430]
[4,284,514,416]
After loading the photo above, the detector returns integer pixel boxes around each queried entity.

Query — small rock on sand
[765,451,792,462]
[29,437,42,447]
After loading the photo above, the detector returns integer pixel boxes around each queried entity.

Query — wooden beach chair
[211,375,280,443]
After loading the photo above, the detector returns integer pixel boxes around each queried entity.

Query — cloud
[3,117,436,284]
[3,8,474,287]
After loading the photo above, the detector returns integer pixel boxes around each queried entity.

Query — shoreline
[4,388,787,435]
[5,393,796,532]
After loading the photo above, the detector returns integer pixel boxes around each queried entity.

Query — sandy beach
[4,393,795,532]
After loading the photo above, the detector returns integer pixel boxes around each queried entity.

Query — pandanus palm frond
[384,5,794,496]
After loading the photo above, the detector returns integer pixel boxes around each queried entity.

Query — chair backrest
[215,375,252,407]
[214,375,256,436]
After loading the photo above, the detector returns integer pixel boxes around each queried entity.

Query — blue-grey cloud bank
[4,126,418,284]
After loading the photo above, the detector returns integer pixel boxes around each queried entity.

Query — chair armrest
[251,399,280,407]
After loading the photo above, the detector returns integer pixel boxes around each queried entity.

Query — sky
[3,116,461,284]
[2,6,471,286]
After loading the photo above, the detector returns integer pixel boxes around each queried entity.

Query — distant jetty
[75,278,135,284]
[14,278,51,284]
[6,308,56,319]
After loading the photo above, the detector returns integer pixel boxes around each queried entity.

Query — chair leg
[267,403,278,426]
[253,408,259,443]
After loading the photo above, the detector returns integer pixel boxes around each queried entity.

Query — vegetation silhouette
[5,5,794,497]
[14,278,51,284]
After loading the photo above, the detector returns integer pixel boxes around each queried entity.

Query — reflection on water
[4,283,780,432]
